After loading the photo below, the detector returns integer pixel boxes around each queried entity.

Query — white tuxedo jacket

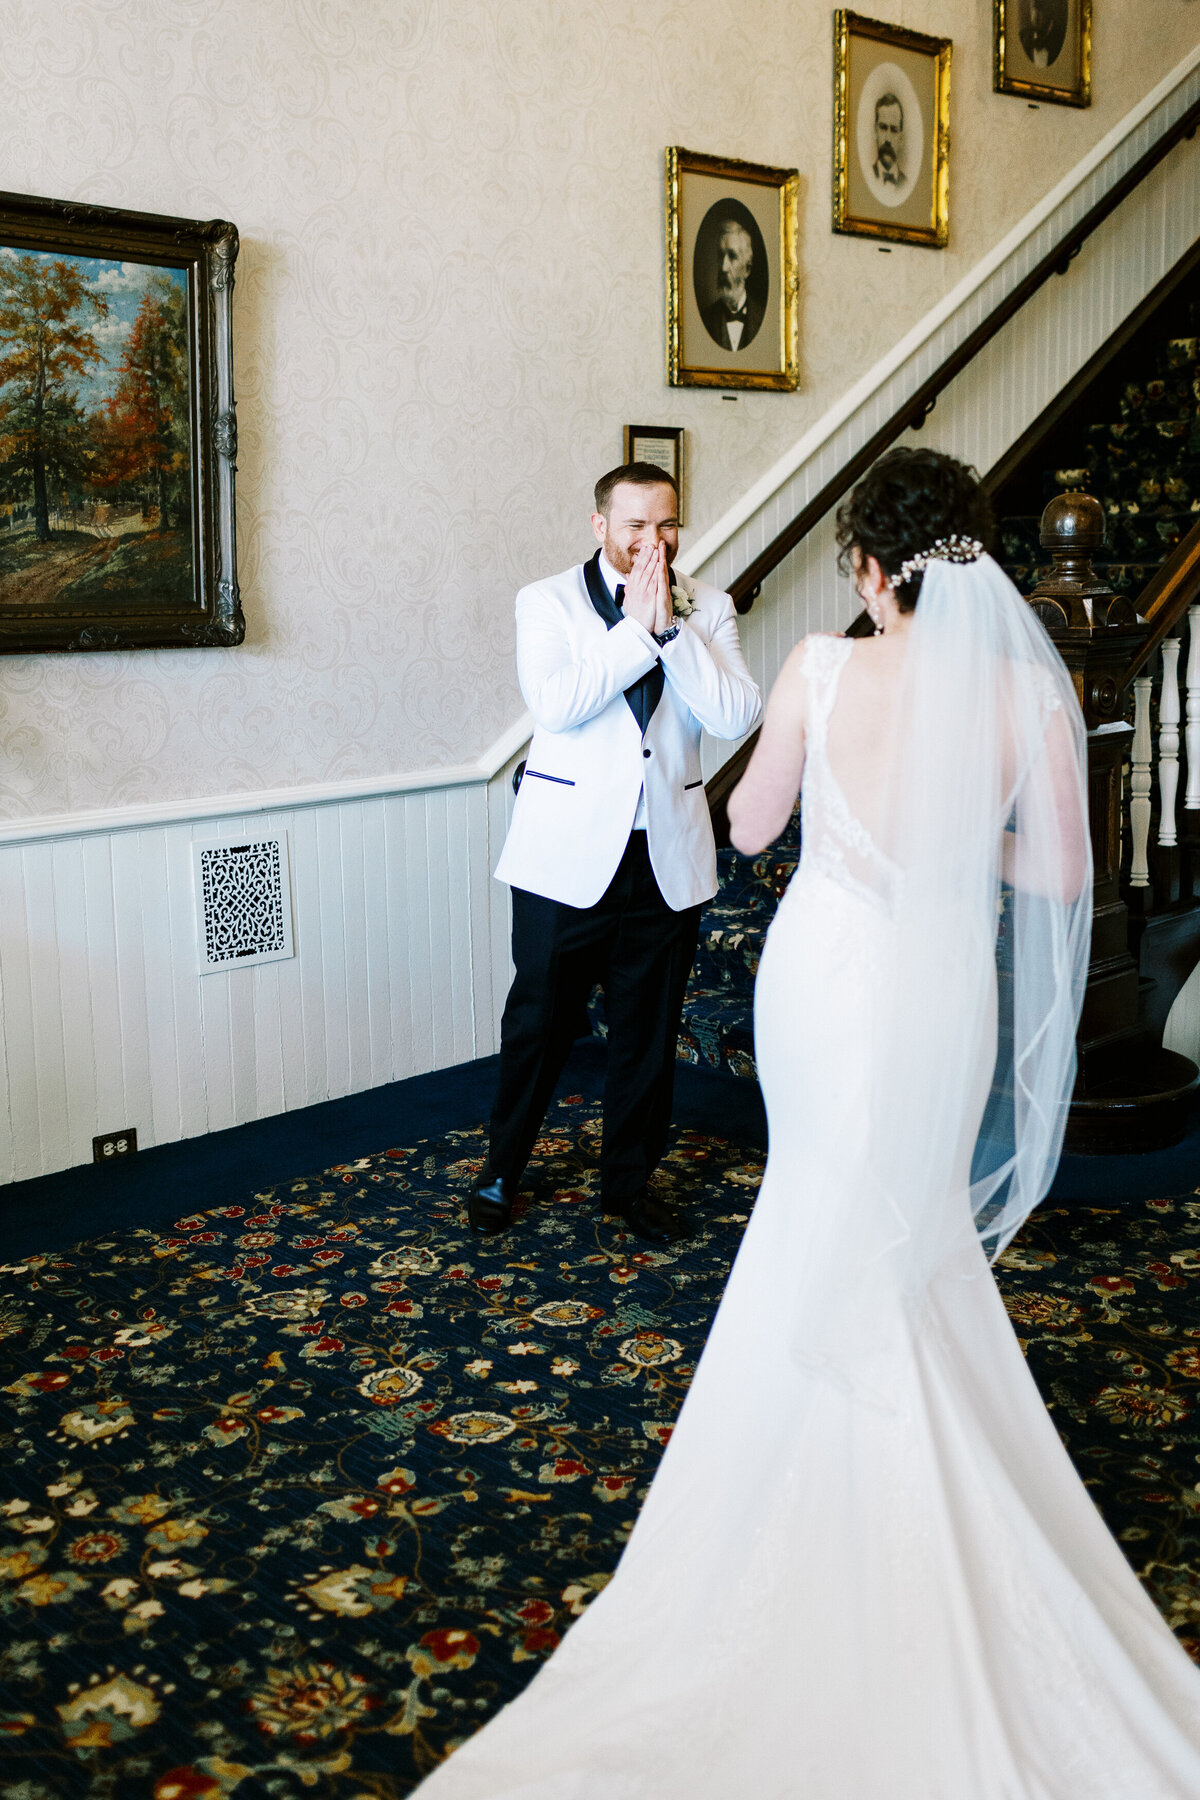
[495,562,762,910]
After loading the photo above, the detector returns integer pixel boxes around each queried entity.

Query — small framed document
[623,425,685,523]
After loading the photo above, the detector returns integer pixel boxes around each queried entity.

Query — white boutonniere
[670,575,695,619]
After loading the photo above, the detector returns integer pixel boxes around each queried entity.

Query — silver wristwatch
[652,622,682,647]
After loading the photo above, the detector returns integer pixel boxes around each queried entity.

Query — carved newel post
[1027,492,1146,1098]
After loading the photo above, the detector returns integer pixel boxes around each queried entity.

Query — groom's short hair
[594,462,679,518]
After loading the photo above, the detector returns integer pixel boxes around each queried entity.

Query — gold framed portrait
[994,0,1091,108]
[833,12,951,249]
[665,147,799,391]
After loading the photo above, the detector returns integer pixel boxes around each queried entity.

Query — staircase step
[1066,1048,1200,1154]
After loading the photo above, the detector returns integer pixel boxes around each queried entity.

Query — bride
[416,449,1200,1797]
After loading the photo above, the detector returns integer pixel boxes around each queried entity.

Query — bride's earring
[868,578,898,634]
[857,584,882,634]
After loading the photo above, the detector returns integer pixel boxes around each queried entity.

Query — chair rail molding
[0,712,537,849]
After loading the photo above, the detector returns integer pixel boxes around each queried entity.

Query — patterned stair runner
[998,319,1200,598]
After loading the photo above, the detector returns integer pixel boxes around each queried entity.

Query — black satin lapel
[583,550,621,627]
[641,662,664,731]
[580,551,663,735]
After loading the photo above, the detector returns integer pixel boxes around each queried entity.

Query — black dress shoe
[613,1190,691,1245]
[469,1174,515,1234]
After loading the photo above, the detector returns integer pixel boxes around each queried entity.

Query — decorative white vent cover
[193,834,295,974]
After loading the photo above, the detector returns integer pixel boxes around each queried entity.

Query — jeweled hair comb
[895,535,983,588]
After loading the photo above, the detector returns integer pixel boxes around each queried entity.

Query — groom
[472,462,762,1242]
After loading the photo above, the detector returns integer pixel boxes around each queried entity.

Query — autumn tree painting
[0,254,108,541]
[0,249,192,613]
[94,277,190,533]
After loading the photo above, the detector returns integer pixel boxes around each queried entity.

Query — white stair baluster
[1158,636,1182,848]
[1129,673,1154,887]
[1186,603,1200,811]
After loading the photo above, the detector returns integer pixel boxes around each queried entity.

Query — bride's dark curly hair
[835,447,995,611]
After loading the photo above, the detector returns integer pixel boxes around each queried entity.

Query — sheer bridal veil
[797,551,1092,1393]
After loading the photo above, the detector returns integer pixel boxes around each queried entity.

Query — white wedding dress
[417,591,1200,1797]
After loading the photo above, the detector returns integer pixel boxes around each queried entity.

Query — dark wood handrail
[728,94,1200,615]
[1121,512,1200,686]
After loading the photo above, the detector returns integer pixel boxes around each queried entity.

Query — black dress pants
[488,833,702,1206]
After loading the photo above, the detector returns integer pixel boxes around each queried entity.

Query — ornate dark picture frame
[0,190,241,653]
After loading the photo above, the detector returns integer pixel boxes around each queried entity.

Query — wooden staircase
[701,495,1200,1151]
[1024,490,1200,1150]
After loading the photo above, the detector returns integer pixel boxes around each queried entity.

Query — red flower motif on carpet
[418,1629,480,1668]
[154,1769,222,1799]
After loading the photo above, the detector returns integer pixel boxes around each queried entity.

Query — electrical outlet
[93,1128,138,1165]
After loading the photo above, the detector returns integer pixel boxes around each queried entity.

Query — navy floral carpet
[1,1093,1199,1799]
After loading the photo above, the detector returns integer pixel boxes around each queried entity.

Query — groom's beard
[602,535,677,578]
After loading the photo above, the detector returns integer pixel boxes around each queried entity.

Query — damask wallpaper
[0,0,1196,816]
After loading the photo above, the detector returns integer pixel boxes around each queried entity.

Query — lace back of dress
[800,635,895,910]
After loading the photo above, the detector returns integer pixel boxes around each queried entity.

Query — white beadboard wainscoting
[4,56,1200,1184]
[0,764,521,1185]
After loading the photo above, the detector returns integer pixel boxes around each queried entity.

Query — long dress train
[416,629,1200,1798]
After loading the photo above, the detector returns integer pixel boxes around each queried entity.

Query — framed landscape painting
[0,191,241,653]
[665,147,799,391]
[833,12,951,249]
[994,0,1091,108]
